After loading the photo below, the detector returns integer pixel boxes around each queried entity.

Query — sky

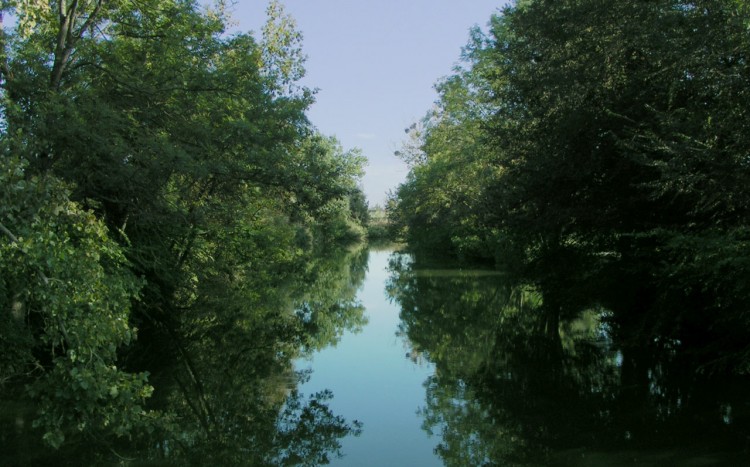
[226,1,505,207]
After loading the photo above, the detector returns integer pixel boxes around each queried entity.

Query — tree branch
[76,0,104,39]
[50,0,106,90]
[0,220,19,243]
[51,1,77,89]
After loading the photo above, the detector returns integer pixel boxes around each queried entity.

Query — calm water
[3,245,750,465]
[295,248,441,466]
[298,247,750,466]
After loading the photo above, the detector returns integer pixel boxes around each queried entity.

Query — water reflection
[1,245,369,465]
[387,252,750,466]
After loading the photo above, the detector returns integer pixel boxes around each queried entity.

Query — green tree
[480,0,750,361]
[390,37,499,260]
[391,0,750,370]
[0,155,155,447]
[1,0,367,453]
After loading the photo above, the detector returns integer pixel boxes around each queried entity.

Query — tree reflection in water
[387,252,750,466]
[1,245,368,466]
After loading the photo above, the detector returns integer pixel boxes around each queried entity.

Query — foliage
[365,205,392,240]
[390,47,499,260]
[0,155,155,447]
[390,0,750,371]
[0,0,367,457]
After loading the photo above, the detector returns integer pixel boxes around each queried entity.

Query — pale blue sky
[228,1,504,206]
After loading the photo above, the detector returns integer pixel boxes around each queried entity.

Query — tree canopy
[0,0,367,457]
[390,0,750,372]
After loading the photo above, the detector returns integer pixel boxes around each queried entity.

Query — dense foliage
[0,0,366,459]
[390,0,750,372]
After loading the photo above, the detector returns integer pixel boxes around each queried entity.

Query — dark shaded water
[2,246,750,465]
[386,251,750,466]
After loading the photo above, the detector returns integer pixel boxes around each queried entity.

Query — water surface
[296,248,442,466]
[3,245,749,465]
[301,247,750,466]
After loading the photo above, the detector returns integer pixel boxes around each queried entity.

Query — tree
[480,0,750,358]
[391,0,750,371]
[390,35,499,260]
[0,155,155,447]
[1,0,367,452]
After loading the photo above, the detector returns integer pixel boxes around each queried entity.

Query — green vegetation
[4,0,750,460]
[365,205,392,241]
[0,0,366,460]
[389,0,750,372]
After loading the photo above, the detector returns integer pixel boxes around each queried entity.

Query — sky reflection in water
[296,249,441,466]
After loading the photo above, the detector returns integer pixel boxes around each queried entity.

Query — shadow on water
[0,244,370,466]
[386,250,750,466]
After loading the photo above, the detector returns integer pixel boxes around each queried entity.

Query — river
[298,246,750,466]
[295,247,441,466]
[2,245,749,465]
